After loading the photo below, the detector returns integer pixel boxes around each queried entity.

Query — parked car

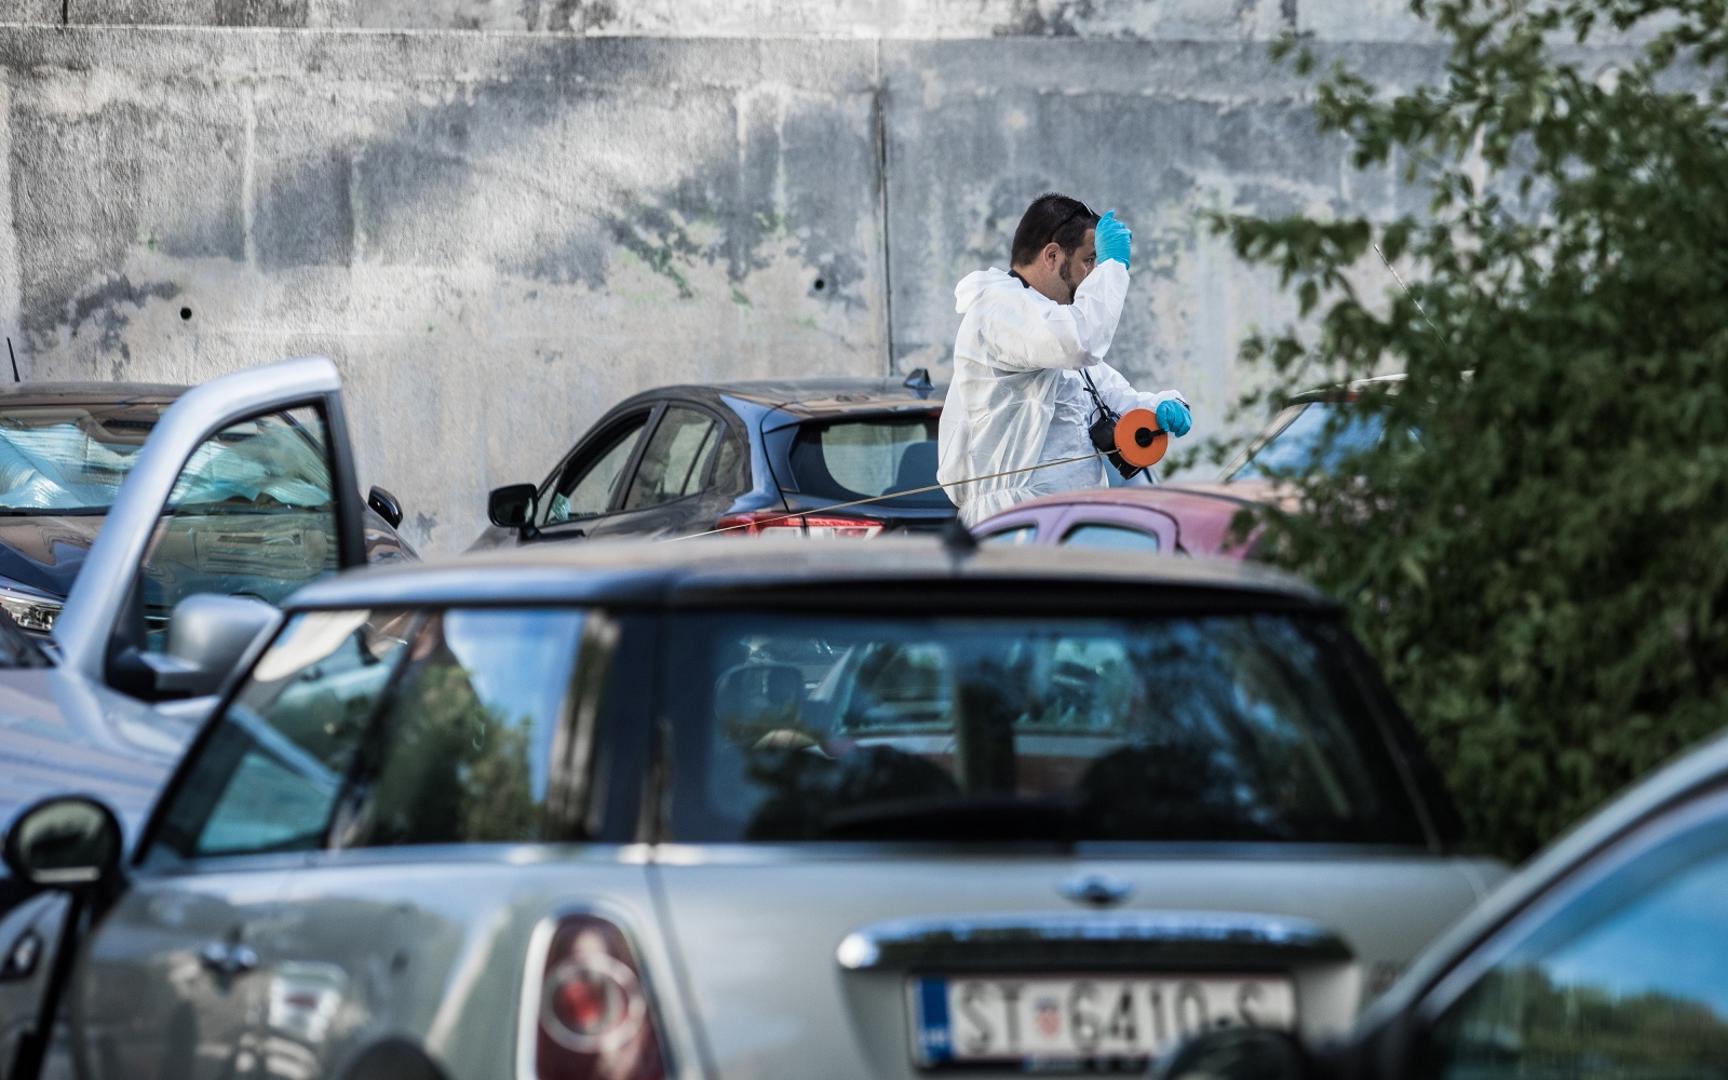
[0,381,413,638]
[1159,723,1728,1079]
[0,358,407,1076]
[973,485,1273,558]
[971,375,1397,558]
[8,538,1503,1079]
[474,372,956,548]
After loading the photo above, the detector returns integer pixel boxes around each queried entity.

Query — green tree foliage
[1215,0,1728,857]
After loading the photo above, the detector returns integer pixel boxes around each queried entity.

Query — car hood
[0,515,103,598]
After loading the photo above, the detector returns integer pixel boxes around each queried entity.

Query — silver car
[0,358,395,1074]
[10,541,1504,1079]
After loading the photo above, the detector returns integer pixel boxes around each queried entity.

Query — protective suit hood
[954,267,1018,314]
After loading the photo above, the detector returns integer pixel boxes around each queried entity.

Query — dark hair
[1010,193,1098,267]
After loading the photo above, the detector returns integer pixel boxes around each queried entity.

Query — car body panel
[654,850,1503,1078]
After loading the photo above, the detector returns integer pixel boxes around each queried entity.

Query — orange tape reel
[1114,408,1168,469]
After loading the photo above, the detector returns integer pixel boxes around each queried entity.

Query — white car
[8,537,1505,1079]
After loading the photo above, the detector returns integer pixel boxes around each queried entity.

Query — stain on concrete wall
[0,28,887,550]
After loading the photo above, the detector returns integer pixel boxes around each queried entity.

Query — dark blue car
[473,373,957,549]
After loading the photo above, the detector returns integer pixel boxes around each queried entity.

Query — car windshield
[1228,400,1386,482]
[665,612,1431,845]
[787,415,952,508]
[0,401,331,515]
[0,402,168,513]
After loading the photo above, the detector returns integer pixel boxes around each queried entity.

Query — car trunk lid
[651,849,1497,1079]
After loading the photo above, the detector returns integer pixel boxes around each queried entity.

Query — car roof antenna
[6,338,19,383]
[902,367,934,399]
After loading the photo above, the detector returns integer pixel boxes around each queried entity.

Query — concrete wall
[0,2,1520,550]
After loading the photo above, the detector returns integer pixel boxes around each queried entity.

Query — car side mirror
[366,485,404,530]
[715,661,805,728]
[1156,1028,1314,1080]
[488,483,538,529]
[113,594,278,700]
[2,796,122,889]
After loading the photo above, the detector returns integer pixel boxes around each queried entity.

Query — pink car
[971,482,1277,559]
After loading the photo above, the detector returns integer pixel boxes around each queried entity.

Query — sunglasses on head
[1049,199,1097,243]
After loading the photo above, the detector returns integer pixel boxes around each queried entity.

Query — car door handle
[198,941,259,978]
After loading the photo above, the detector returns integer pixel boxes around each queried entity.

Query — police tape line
[663,451,1110,542]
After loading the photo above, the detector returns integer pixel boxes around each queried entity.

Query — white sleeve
[977,262,1129,372]
[1086,360,1188,415]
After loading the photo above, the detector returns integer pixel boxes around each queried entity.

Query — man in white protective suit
[937,193,1193,526]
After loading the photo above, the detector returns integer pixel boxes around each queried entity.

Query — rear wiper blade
[818,796,1082,842]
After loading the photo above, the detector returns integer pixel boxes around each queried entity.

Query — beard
[1059,254,1085,303]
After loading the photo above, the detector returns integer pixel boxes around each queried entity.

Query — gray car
[8,539,1503,1079]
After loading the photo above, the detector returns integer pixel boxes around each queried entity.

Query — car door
[40,357,370,1080]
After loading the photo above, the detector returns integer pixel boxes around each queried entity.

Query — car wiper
[817,795,1083,842]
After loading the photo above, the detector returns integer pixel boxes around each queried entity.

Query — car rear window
[664,612,1433,846]
[787,415,952,508]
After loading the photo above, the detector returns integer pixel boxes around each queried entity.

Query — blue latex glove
[1094,209,1133,268]
[1156,399,1192,438]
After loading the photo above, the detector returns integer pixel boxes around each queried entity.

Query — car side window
[1062,522,1161,552]
[978,524,1037,546]
[146,609,416,863]
[623,407,720,511]
[544,415,648,525]
[140,406,339,642]
[1421,802,1728,1076]
[145,606,600,865]
[332,607,591,847]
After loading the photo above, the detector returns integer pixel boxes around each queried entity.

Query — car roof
[287,536,1332,612]
[0,381,185,405]
[624,376,945,419]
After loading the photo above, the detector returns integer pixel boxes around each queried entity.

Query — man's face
[1058,228,1098,303]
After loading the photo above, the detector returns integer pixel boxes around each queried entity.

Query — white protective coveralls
[937,260,1187,526]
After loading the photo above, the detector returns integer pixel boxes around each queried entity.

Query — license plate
[907,973,1296,1069]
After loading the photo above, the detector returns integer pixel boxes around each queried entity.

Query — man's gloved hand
[1156,399,1192,438]
[1095,210,1132,269]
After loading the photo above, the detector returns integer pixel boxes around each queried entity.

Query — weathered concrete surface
[29,0,1368,39]
[1,28,887,549]
[0,7,1655,550]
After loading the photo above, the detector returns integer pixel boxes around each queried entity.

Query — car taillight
[714,511,884,538]
[530,915,665,1080]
